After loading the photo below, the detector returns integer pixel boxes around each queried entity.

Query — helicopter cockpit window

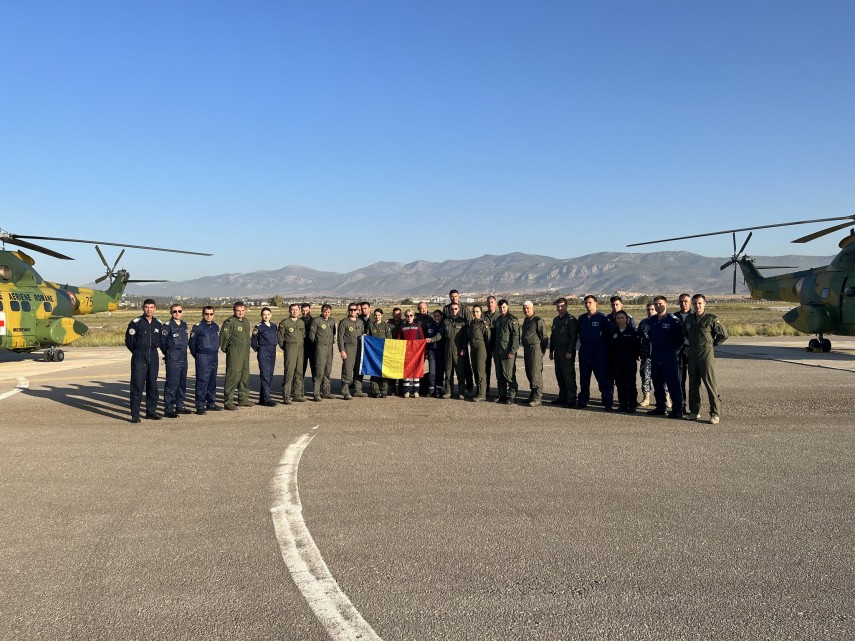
[0,265,11,280]
[10,301,20,311]
[821,288,830,300]
[44,302,52,313]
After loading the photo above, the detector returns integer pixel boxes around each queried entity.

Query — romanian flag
[361,336,427,378]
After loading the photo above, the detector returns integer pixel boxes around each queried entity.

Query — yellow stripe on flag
[381,339,407,379]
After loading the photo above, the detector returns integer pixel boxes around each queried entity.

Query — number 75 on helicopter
[0,230,211,361]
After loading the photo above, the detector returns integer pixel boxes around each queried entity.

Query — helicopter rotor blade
[95,274,109,284]
[111,249,125,271]
[126,279,168,283]
[0,236,74,260]
[95,244,109,269]
[732,232,736,254]
[13,235,213,256]
[792,221,854,244]
[626,214,855,247]
[732,265,737,294]
[737,231,752,256]
[754,265,798,269]
[720,259,733,271]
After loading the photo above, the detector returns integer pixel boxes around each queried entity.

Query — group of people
[124,289,728,424]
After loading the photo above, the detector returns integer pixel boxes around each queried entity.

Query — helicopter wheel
[43,351,53,362]
[821,339,831,353]
[807,338,821,352]
[54,349,65,362]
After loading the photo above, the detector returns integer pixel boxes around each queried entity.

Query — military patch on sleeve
[162,328,169,335]
[128,328,136,335]
[252,326,259,335]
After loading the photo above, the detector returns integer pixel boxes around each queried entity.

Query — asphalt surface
[1,338,852,640]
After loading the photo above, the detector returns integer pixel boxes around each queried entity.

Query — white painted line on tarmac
[271,428,382,641]
[0,377,29,401]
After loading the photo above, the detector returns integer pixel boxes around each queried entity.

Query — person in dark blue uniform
[125,298,163,423]
[649,295,685,418]
[610,310,640,412]
[577,295,613,410]
[160,303,191,418]
[251,307,278,407]
[189,306,221,415]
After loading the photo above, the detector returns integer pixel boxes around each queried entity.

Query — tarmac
[1,337,852,640]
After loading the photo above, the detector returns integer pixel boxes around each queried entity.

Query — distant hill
[126,251,835,298]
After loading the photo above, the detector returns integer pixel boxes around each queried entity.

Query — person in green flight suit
[277,303,306,404]
[493,299,520,404]
[521,300,549,406]
[548,297,579,407]
[683,294,728,424]
[219,301,253,410]
[338,303,366,400]
[466,304,491,402]
[309,304,337,402]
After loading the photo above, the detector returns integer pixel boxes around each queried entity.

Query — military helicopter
[628,214,855,353]
[0,229,211,361]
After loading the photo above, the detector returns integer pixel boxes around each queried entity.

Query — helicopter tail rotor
[94,245,126,284]
[719,232,753,294]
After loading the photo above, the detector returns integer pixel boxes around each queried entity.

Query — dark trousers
[578,348,613,407]
[428,349,445,392]
[652,350,683,414]
[194,352,218,409]
[130,350,159,418]
[163,356,187,411]
[257,348,276,404]
[614,361,638,409]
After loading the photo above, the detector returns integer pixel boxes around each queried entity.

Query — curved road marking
[0,377,29,400]
[271,427,382,641]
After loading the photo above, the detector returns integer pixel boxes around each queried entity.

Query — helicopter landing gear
[43,347,65,362]
[807,336,831,353]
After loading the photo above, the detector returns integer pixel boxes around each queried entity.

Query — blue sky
[2,1,853,285]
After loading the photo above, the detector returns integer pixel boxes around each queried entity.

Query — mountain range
[126,251,835,298]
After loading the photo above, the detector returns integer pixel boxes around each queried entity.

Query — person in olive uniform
[466,304,491,402]
[219,301,253,410]
[125,298,163,423]
[521,301,549,407]
[482,295,499,400]
[493,299,520,404]
[684,294,728,424]
[443,290,474,394]
[366,308,393,398]
[160,303,191,418]
[300,303,316,383]
[278,303,306,404]
[338,304,366,399]
[441,303,469,399]
[251,307,278,407]
[309,304,337,401]
[189,306,220,415]
[549,297,579,407]
[675,293,693,415]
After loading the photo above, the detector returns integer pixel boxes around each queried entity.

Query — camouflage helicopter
[629,214,855,353]
[0,229,211,361]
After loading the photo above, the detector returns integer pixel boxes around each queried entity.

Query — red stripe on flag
[402,339,427,378]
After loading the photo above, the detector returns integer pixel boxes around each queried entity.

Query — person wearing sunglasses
[159,304,192,418]
[337,304,366,400]
[189,306,221,415]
